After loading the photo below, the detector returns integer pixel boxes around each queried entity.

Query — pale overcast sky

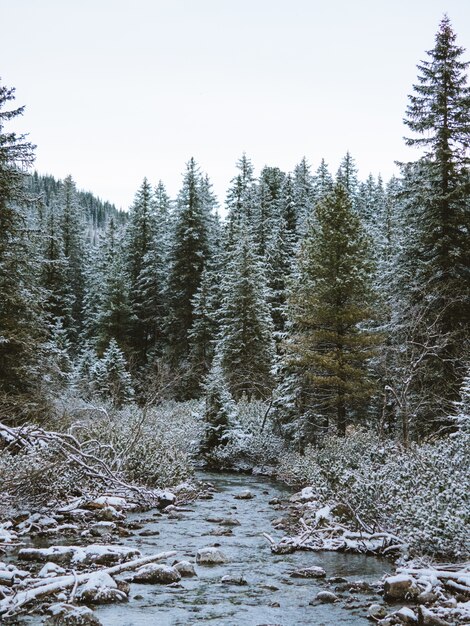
[2,0,470,210]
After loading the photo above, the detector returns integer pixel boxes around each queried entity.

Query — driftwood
[0,550,177,618]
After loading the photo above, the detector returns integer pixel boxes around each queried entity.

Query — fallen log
[0,549,176,618]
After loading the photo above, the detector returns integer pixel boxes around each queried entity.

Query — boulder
[221,575,248,585]
[18,546,77,565]
[289,566,326,579]
[76,572,127,604]
[395,607,417,624]
[417,607,451,626]
[234,490,254,500]
[368,604,387,619]
[313,591,339,603]
[219,517,241,527]
[138,529,160,537]
[173,560,197,577]
[196,547,228,565]
[45,603,102,626]
[38,562,67,578]
[132,563,181,584]
[384,575,419,601]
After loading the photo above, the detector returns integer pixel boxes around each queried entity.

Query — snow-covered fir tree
[91,338,134,408]
[278,183,377,440]
[216,226,275,400]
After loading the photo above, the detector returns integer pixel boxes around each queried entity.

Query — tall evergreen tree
[166,158,212,363]
[91,218,131,353]
[254,166,285,257]
[0,79,45,400]
[225,153,257,247]
[217,227,275,399]
[125,178,158,363]
[399,15,470,430]
[59,175,87,341]
[281,183,377,438]
[293,157,315,235]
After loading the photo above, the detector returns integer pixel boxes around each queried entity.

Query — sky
[2,0,470,211]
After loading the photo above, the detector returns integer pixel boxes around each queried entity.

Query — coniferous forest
[0,16,469,626]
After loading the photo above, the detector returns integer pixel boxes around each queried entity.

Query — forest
[0,15,469,626]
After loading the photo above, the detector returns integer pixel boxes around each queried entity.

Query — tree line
[0,16,468,447]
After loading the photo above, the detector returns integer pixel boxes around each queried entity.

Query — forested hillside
[0,18,469,622]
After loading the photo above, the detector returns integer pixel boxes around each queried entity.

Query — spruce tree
[59,175,87,341]
[166,158,212,363]
[92,218,131,353]
[125,178,157,363]
[217,227,275,399]
[254,166,285,257]
[91,338,134,408]
[293,157,315,235]
[225,153,257,247]
[200,360,236,456]
[0,79,45,399]
[399,15,470,430]
[284,183,377,438]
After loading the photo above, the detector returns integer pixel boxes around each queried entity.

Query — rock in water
[45,603,102,625]
[289,566,326,578]
[234,490,254,500]
[132,563,181,584]
[196,547,228,565]
[76,572,127,604]
[221,575,248,585]
[173,560,197,577]
[312,591,339,604]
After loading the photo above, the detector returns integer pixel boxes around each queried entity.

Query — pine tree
[40,198,74,329]
[59,175,87,341]
[217,227,275,399]
[399,15,470,430]
[91,338,134,407]
[125,178,158,363]
[200,360,236,456]
[293,157,315,235]
[312,159,334,205]
[254,166,285,257]
[166,158,212,363]
[225,153,257,247]
[92,218,131,353]
[187,263,222,394]
[284,183,377,438]
[0,79,45,399]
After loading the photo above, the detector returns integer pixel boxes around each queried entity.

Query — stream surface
[92,471,388,626]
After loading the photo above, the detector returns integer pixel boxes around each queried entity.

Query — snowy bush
[77,400,202,487]
[278,429,470,559]
[205,400,287,470]
[0,443,89,507]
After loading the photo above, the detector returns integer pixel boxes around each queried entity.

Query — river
[90,471,388,626]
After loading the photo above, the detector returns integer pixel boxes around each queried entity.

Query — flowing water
[91,471,389,626]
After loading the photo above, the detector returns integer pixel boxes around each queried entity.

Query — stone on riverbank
[76,572,127,604]
[45,603,102,625]
[384,575,419,601]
